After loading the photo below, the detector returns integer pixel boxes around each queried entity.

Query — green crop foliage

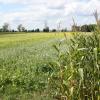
[0,31,99,100]
[41,31,100,99]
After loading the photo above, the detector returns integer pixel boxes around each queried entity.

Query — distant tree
[52,29,57,32]
[35,28,40,32]
[17,24,26,32]
[43,27,49,32]
[43,20,49,32]
[71,24,96,32]
[2,23,10,32]
[11,29,15,32]
[17,24,22,32]
[88,24,96,32]
[27,29,34,32]
[61,28,67,32]
[80,24,96,32]
[81,25,89,32]
[0,28,3,32]
[22,27,26,32]
[72,25,81,32]
[31,29,34,32]
[17,24,27,32]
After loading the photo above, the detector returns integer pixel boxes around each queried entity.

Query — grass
[0,32,60,48]
[0,32,66,68]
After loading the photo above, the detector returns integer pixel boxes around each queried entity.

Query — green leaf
[78,68,83,81]
[93,48,99,69]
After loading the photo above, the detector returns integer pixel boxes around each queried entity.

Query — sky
[0,0,100,30]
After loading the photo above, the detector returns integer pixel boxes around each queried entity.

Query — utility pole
[57,21,62,32]
[44,20,48,29]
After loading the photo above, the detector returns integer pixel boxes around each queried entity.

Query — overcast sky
[0,0,100,30]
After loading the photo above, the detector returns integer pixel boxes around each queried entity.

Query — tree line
[0,23,67,33]
[72,24,97,32]
[0,22,97,33]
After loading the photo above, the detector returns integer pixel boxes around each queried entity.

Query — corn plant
[44,14,100,100]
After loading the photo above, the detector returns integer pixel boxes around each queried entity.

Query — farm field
[0,32,99,100]
[0,0,100,99]
[0,32,67,99]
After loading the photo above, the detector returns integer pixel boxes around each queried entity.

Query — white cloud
[0,0,100,29]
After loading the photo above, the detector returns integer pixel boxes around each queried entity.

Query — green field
[0,33,65,64]
[0,32,99,100]
[0,32,65,99]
